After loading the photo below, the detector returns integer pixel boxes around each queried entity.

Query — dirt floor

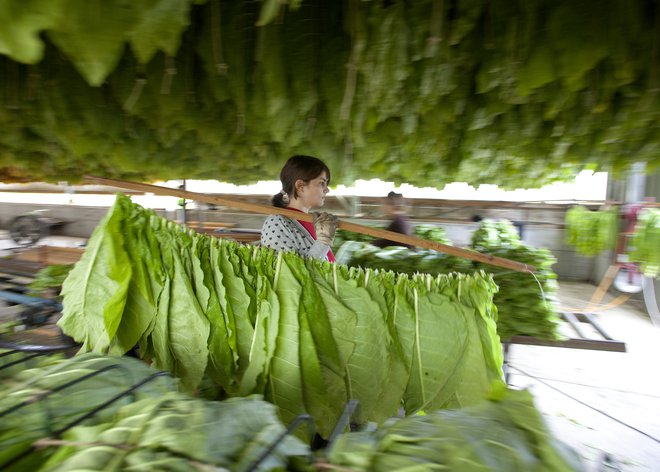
[507,281,660,471]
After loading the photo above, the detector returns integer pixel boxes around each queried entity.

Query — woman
[261,155,338,262]
[372,191,413,249]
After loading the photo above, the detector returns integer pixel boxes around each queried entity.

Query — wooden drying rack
[85,176,536,273]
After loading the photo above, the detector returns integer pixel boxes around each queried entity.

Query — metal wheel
[642,276,660,328]
[8,215,45,247]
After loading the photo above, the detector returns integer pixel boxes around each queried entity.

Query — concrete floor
[507,281,660,471]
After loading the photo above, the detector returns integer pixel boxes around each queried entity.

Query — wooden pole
[84,175,536,273]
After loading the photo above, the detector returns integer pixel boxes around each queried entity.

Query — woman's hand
[313,212,339,246]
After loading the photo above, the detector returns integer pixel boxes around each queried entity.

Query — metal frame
[502,311,626,383]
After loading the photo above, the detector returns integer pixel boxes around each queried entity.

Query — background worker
[372,191,413,249]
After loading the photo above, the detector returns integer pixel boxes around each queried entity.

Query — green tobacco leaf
[138,213,167,355]
[128,0,194,63]
[0,0,65,63]
[288,256,347,438]
[238,248,280,396]
[166,232,210,391]
[328,387,585,472]
[218,243,254,383]
[403,291,468,413]
[8,363,308,472]
[58,196,132,351]
[256,0,282,27]
[0,354,173,472]
[428,302,500,410]
[190,236,210,312]
[147,221,181,374]
[232,423,307,472]
[207,240,239,390]
[27,263,73,295]
[308,263,357,369]
[138,395,308,470]
[517,44,557,95]
[0,1,657,186]
[267,254,305,428]
[150,271,176,373]
[237,289,268,396]
[372,275,411,415]
[58,196,505,436]
[628,208,660,277]
[298,292,340,439]
[336,274,394,425]
[391,278,416,374]
[47,0,139,86]
[111,205,160,355]
[565,206,617,256]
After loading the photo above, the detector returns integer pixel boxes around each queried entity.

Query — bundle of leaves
[1,355,583,472]
[470,219,559,339]
[565,206,618,256]
[27,264,74,297]
[332,228,375,253]
[337,242,475,275]
[335,223,455,268]
[0,350,64,386]
[471,219,522,251]
[333,223,451,255]
[339,219,560,340]
[326,384,585,471]
[59,195,504,438]
[0,354,175,471]
[0,354,309,472]
[414,224,452,245]
[474,245,560,340]
[0,1,657,186]
[628,208,660,278]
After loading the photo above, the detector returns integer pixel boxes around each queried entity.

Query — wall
[0,197,600,281]
[0,203,168,239]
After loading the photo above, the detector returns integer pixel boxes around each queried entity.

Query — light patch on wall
[0,171,607,210]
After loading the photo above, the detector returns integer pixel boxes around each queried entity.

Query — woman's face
[297,171,329,209]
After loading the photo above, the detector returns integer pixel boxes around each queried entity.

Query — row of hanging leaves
[0,0,658,187]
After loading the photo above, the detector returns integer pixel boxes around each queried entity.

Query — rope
[527,269,549,311]
[508,364,660,445]
[491,269,550,311]
[513,375,660,400]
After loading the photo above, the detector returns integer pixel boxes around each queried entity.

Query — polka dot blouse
[260,215,331,261]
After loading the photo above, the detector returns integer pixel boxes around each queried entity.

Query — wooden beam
[506,336,626,352]
[85,176,536,273]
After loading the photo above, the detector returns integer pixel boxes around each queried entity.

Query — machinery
[8,210,68,247]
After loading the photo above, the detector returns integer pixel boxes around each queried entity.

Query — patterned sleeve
[260,215,330,260]
[261,215,304,254]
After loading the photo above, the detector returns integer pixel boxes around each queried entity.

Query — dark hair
[271,155,331,208]
[385,191,405,209]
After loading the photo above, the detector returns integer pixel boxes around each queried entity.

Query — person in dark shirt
[372,191,413,248]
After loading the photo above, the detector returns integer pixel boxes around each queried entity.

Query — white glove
[312,212,339,246]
